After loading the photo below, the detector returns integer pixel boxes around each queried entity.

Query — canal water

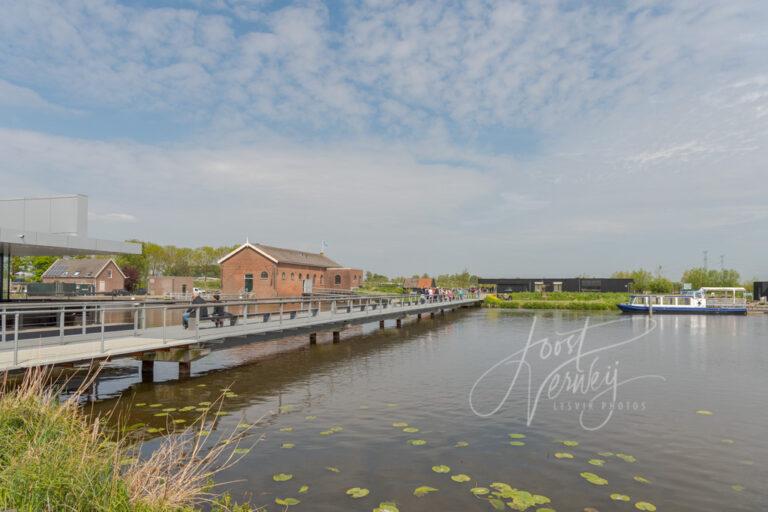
[90,309,768,511]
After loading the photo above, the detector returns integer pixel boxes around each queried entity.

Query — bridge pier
[440,309,445,315]
[309,333,317,345]
[396,319,402,328]
[141,360,154,383]
[333,331,341,343]
[430,312,435,319]
[417,313,422,321]
[379,320,385,329]
[178,361,191,379]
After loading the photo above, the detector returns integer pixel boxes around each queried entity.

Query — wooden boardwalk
[0,296,482,372]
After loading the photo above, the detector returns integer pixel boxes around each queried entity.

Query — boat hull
[618,303,747,315]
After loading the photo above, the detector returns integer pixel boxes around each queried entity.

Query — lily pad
[153,412,168,417]
[373,502,399,512]
[275,497,300,506]
[326,466,341,473]
[403,427,420,433]
[610,493,631,501]
[721,438,735,444]
[562,440,579,447]
[536,509,556,512]
[198,401,212,406]
[432,465,451,473]
[580,472,608,486]
[320,430,334,436]
[451,474,471,482]
[407,439,426,446]
[509,440,526,446]
[273,473,293,482]
[509,433,526,439]
[696,410,713,416]
[413,486,438,497]
[489,498,506,510]
[633,475,651,484]
[282,443,295,449]
[470,487,489,495]
[214,411,228,417]
[554,452,574,459]
[146,427,163,434]
[233,448,251,455]
[305,415,317,420]
[149,403,163,408]
[172,419,186,424]
[280,426,294,432]
[616,453,637,463]
[635,502,656,511]
[134,403,146,407]
[179,406,196,412]
[455,441,469,447]
[392,422,408,428]
[598,451,614,457]
[588,459,605,467]
[346,487,370,498]
[162,407,177,412]
[731,484,745,492]
[279,405,294,413]
[297,485,309,494]
[330,426,344,432]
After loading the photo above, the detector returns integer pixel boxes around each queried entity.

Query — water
[90,309,768,511]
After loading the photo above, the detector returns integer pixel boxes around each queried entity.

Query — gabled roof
[218,242,342,269]
[42,258,125,279]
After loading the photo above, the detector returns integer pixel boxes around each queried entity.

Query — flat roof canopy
[1,228,140,257]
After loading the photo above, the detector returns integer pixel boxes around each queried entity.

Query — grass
[0,368,256,512]
[356,283,405,295]
[485,292,628,311]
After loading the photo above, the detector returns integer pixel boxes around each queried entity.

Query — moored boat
[618,287,748,315]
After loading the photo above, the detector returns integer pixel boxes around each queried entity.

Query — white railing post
[133,305,138,336]
[13,313,20,366]
[81,304,87,335]
[59,307,65,342]
[244,303,248,322]
[195,305,200,341]
[1,307,5,344]
[162,306,167,344]
[100,307,105,353]
[279,302,283,325]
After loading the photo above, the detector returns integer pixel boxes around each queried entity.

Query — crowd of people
[416,287,478,303]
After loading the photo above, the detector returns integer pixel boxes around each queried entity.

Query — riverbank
[484,292,627,311]
[0,370,254,512]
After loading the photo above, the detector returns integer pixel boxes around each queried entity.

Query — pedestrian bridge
[0,294,483,373]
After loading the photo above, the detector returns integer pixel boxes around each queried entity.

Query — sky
[1,0,767,279]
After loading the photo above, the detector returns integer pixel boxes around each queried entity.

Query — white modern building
[0,195,141,300]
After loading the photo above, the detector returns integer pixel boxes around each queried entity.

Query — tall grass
[0,368,255,512]
[485,293,626,311]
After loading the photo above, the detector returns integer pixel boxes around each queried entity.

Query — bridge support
[396,318,402,328]
[417,313,422,321]
[141,360,154,382]
[430,312,435,319]
[440,309,445,315]
[379,320,385,329]
[178,361,191,379]
[333,331,341,343]
[309,333,317,345]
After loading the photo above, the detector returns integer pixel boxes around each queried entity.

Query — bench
[199,307,238,327]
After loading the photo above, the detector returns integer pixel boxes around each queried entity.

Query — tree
[680,267,741,289]
[122,265,141,292]
[612,269,653,293]
[12,256,57,282]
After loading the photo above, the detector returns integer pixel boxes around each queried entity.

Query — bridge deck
[0,296,481,371]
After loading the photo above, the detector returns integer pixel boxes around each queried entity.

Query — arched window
[299,273,302,280]
[282,272,286,280]
[260,271,269,280]
[313,273,317,282]
[334,274,341,285]
[291,272,295,280]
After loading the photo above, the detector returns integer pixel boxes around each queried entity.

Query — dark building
[754,282,768,301]
[478,277,633,293]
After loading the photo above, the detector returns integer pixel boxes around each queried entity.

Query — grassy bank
[0,370,253,512]
[484,292,627,311]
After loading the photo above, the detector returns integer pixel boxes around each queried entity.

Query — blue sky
[1,0,767,279]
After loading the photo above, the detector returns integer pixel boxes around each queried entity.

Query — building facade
[478,277,633,293]
[219,242,363,298]
[147,276,195,296]
[41,258,126,293]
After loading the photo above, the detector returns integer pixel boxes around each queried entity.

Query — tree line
[611,267,749,293]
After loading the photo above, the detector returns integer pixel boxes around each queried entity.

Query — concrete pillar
[417,313,422,321]
[333,331,341,343]
[141,360,154,383]
[309,333,317,345]
[430,312,435,318]
[178,361,191,379]
[379,320,385,329]
[440,309,445,316]
[396,318,402,328]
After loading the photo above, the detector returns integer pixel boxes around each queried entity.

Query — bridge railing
[0,292,482,367]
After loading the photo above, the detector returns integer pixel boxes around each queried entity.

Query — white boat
[618,287,747,315]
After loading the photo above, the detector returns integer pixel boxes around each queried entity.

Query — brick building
[218,242,363,298]
[147,276,195,296]
[41,258,125,293]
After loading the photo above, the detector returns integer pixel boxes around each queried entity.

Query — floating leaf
[432,465,451,473]
[346,487,370,499]
[731,484,745,492]
[721,439,734,444]
[407,439,426,446]
[554,452,574,459]
[224,392,238,398]
[279,405,294,413]
[386,403,398,408]
[280,427,294,432]
[196,430,211,437]
[149,403,163,408]
[536,509,556,512]
[533,495,551,505]
[588,459,605,467]
[298,485,309,494]
[455,441,469,448]
[320,430,334,436]
[403,427,420,433]
[616,453,637,463]
[506,490,537,510]
[635,501,656,511]
[153,412,168,417]
[237,422,253,429]
[696,410,713,416]
[305,415,317,420]
[233,448,251,455]
[489,498,506,510]
[374,502,399,512]
[275,497,300,506]
[146,427,163,434]
[562,440,579,447]
[172,419,186,424]
[134,403,146,407]
[179,406,196,412]
[162,407,177,412]
[598,451,614,457]
[451,474,471,482]
[196,384,207,387]
[509,441,526,446]
[195,407,208,412]
[125,423,145,431]
[282,443,295,449]
[611,493,631,501]
[325,466,341,473]
[413,486,437,497]
[330,426,344,433]
[580,472,608,486]
[392,422,408,428]
[633,475,651,484]
[198,401,212,406]
[470,487,489,496]
[273,473,293,482]
[509,433,526,439]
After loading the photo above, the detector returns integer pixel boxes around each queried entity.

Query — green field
[484,292,628,311]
